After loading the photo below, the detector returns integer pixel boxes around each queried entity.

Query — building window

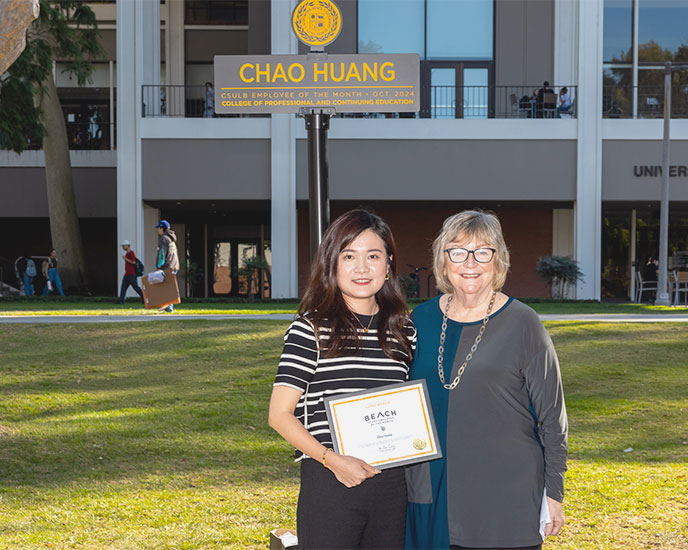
[603,66,632,116]
[603,0,688,118]
[638,0,688,62]
[426,0,493,60]
[358,0,424,55]
[358,0,494,119]
[358,0,493,60]
[603,0,633,63]
[603,0,688,64]
[185,0,248,25]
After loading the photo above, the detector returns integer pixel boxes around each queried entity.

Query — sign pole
[303,109,332,258]
[655,61,672,306]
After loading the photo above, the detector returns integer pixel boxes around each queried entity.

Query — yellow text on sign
[239,62,396,84]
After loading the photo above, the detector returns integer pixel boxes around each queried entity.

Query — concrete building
[1,0,687,300]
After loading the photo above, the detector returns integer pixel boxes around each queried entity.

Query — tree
[0,0,102,291]
[0,0,40,75]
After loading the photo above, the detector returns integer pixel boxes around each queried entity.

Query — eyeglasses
[444,247,496,264]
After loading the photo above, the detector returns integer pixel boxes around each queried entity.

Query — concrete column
[116,0,143,296]
[168,0,185,116]
[142,0,160,86]
[248,0,271,54]
[632,0,639,118]
[168,0,185,85]
[117,0,161,298]
[270,0,299,298]
[574,0,604,300]
[552,209,574,258]
[553,0,578,89]
[141,0,161,118]
[109,60,114,150]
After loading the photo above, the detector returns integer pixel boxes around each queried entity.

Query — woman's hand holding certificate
[324,453,381,488]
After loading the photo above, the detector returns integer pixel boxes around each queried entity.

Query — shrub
[536,255,584,299]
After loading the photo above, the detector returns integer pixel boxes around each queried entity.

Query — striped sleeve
[409,319,418,355]
[274,317,319,392]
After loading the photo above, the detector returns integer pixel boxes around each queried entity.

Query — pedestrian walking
[21,255,37,296]
[155,220,179,312]
[42,249,65,296]
[117,240,143,304]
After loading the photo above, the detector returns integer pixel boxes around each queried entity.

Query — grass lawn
[0,320,687,549]
[1,296,687,316]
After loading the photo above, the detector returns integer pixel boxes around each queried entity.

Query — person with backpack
[22,256,37,296]
[117,240,144,304]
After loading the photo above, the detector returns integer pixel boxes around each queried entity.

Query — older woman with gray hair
[405,210,568,550]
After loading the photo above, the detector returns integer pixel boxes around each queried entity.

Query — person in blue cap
[155,220,180,312]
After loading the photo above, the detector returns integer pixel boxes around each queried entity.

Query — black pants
[119,274,143,303]
[297,458,407,549]
[451,545,542,550]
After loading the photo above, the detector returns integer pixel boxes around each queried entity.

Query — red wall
[298,204,552,299]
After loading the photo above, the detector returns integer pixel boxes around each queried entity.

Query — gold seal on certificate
[323,380,442,470]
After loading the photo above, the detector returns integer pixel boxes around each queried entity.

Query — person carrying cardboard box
[155,220,180,312]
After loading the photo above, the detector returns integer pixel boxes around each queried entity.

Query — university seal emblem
[292,0,342,48]
[413,438,427,450]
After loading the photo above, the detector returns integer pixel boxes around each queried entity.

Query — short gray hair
[432,210,510,294]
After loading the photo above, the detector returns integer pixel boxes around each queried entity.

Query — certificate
[323,379,442,470]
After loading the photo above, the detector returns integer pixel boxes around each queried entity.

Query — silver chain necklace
[437,292,497,390]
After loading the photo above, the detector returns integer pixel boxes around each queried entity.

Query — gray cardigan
[406,297,568,548]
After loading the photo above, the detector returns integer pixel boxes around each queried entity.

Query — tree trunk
[38,74,89,291]
[0,0,39,75]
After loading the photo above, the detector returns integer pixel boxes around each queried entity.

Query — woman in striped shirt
[269,210,416,549]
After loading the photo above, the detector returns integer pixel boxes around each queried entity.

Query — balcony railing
[603,85,688,118]
[142,85,266,118]
[142,84,577,119]
[24,122,115,151]
[338,85,577,119]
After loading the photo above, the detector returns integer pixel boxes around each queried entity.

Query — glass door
[210,239,261,297]
[212,241,232,296]
[463,68,489,118]
[422,62,492,118]
[430,66,457,118]
[237,242,258,297]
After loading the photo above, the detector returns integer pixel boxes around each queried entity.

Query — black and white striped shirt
[274,314,417,461]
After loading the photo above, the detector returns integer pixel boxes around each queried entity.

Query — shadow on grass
[0,321,300,489]
[0,423,299,489]
[547,322,688,464]
[1,320,686,493]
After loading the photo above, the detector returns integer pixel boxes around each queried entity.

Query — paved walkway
[2,313,688,324]
[540,313,688,322]
[0,313,296,323]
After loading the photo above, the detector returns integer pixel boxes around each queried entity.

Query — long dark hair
[299,209,413,362]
